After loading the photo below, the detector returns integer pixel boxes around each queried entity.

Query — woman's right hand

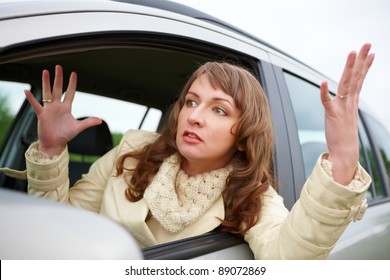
[24,65,102,158]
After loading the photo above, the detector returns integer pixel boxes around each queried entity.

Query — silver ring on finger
[42,99,53,103]
[337,93,349,100]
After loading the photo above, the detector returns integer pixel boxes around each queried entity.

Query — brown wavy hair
[116,61,276,236]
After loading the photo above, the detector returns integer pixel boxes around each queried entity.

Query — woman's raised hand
[24,65,102,158]
[320,43,375,185]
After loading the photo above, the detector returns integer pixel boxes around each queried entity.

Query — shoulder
[117,129,160,153]
[261,186,289,220]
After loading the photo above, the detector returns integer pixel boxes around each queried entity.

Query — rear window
[0,80,29,146]
[71,91,162,145]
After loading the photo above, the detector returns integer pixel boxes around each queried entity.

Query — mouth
[183,130,202,141]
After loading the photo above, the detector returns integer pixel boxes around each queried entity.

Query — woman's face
[176,74,241,175]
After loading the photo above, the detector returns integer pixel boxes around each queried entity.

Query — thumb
[77,117,103,134]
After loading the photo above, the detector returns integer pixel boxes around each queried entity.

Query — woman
[22,43,374,259]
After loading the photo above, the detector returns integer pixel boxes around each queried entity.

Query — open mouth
[183,131,202,141]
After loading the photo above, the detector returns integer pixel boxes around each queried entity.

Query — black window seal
[142,229,248,260]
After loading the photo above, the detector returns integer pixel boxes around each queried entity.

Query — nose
[187,106,205,127]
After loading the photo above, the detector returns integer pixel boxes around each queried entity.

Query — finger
[52,65,64,101]
[352,49,375,95]
[356,43,372,63]
[337,51,357,95]
[354,53,375,95]
[24,90,43,115]
[320,81,332,108]
[76,117,102,134]
[348,44,372,92]
[63,72,77,105]
[42,69,52,101]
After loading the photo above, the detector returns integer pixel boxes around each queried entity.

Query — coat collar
[111,180,224,247]
[108,130,226,247]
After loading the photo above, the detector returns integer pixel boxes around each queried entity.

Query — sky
[170,0,390,132]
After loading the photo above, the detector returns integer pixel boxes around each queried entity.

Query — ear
[237,144,244,152]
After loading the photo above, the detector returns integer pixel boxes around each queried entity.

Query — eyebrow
[187,92,233,106]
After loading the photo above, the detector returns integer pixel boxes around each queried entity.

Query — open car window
[0,32,261,259]
[71,91,162,145]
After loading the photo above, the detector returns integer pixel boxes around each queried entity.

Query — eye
[186,99,197,107]
[214,107,227,116]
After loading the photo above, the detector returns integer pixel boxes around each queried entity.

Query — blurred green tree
[0,95,13,144]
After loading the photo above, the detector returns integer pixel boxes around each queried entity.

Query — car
[1,0,390,260]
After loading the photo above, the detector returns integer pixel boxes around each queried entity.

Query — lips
[183,130,202,142]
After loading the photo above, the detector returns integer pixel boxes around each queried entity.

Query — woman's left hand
[320,43,375,185]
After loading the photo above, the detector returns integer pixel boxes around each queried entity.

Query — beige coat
[21,130,371,259]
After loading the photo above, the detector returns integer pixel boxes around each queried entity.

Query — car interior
[68,117,113,187]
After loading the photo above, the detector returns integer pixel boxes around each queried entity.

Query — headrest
[68,117,113,156]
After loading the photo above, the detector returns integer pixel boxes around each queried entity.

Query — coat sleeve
[26,142,118,213]
[26,129,159,213]
[244,155,371,260]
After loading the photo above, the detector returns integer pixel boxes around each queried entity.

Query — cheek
[230,122,239,136]
[224,123,240,148]
[226,120,240,137]
[177,109,186,125]
[213,123,237,143]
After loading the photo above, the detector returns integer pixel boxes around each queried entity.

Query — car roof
[0,0,317,76]
[0,0,269,46]
[113,0,275,48]
[0,0,344,101]
[0,0,257,42]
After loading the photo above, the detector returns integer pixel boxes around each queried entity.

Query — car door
[268,51,390,259]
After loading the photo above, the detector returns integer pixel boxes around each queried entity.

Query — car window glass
[358,120,376,199]
[0,80,29,146]
[363,113,390,196]
[140,108,163,132]
[283,72,327,178]
[284,72,384,199]
[72,91,162,146]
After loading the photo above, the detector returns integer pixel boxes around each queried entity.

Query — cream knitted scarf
[143,153,232,233]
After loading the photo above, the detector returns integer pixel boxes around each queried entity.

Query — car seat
[68,117,113,187]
